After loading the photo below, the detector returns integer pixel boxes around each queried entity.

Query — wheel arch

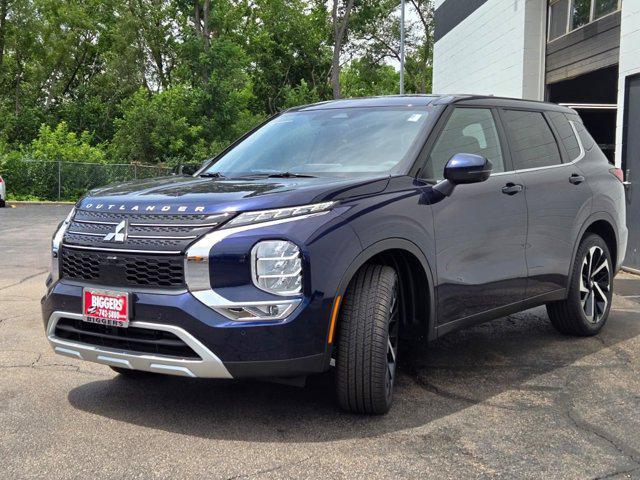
[336,238,437,342]
[569,212,620,289]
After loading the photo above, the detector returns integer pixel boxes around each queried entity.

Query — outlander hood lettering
[104,220,127,242]
[83,203,206,213]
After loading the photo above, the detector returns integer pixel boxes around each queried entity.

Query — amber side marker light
[327,295,342,344]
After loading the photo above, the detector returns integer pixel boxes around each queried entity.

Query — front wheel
[546,234,613,336]
[335,264,399,415]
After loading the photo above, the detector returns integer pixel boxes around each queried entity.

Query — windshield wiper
[265,172,316,178]
[199,172,226,178]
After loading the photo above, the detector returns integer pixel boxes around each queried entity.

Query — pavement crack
[592,465,640,479]
[0,269,48,291]
[566,407,640,470]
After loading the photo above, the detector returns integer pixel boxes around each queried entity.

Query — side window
[566,113,595,151]
[548,111,581,161]
[503,110,562,170]
[425,108,505,181]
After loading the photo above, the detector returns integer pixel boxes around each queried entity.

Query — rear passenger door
[500,109,592,299]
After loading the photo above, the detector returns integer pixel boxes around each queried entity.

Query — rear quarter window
[548,111,581,161]
[565,113,595,151]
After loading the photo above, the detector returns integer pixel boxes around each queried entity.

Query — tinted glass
[570,116,596,150]
[548,111,581,160]
[571,0,591,29]
[503,110,562,169]
[425,108,504,181]
[204,108,431,177]
[549,0,569,40]
[595,0,618,18]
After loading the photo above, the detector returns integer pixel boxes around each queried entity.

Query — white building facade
[433,0,640,269]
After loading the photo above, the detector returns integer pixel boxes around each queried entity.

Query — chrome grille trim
[61,244,182,255]
[63,209,233,253]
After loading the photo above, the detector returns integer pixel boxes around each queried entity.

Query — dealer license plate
[82,288,130,328]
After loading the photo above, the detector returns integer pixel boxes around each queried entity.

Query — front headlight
[251,240,302,295]
[223,201,337,229]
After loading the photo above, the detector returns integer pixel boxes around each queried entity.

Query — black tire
[546,234,613,336]
[110,366,156,377]
[336,264,399,415]
[0,199,5,208]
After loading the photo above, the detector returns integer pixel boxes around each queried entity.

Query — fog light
[217,301,299,321]
[251,240,302,295]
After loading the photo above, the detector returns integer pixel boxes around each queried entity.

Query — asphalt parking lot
[2,204,640,479]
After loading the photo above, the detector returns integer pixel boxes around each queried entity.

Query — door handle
[569,174,585,185]
[501,183,524,195]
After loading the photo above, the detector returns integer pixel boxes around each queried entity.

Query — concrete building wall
[433,0,546,100]
[616,0,640,168]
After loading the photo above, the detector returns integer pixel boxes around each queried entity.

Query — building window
[571,0,591,29]
[549,0,569,40]
[595,0,618,18]
[548,0,621,41]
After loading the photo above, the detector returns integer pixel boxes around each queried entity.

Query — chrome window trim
[46,311,232,378]
[487,119,585,176]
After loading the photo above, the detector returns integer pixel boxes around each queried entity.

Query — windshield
[202,107,432,177]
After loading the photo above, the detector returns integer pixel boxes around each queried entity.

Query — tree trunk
[330,0,355,99]
[331,45,341,99]
[202,0,211,52]
[0,0,8,70]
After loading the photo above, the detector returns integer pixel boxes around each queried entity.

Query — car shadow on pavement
[67,306,640,442]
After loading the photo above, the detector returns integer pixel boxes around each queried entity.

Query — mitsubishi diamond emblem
[104,220,127,243]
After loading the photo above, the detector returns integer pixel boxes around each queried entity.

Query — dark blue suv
[42,95,627,414]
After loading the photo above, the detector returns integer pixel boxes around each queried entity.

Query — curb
[621,266,640,277]
[8,201,75,206]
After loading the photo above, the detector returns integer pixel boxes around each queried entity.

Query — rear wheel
[546,234,613,336]
[335,264,399,415]
[0,199,5,208]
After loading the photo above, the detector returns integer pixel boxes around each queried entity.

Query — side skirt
[435,288,567,338]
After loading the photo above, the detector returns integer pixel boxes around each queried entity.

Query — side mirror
[434,154,492,197]
[178,164,200,176]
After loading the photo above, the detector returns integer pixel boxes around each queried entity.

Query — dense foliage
[0,0,433,199]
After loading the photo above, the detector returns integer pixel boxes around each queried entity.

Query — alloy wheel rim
[580,246,610,323]
[386,288,399,398]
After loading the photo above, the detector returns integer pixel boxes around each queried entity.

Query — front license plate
[82,288,130,328]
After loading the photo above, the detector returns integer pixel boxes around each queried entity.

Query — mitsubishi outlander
[42,95,627,414]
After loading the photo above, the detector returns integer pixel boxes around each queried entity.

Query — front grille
[54,318,201,359]
[61,248,185,288]
[63,209,231,253]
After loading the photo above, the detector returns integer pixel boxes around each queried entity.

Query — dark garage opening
[547,65,618,163]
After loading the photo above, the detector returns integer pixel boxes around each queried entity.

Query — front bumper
[42,280,331,378]
[46,311,233,378]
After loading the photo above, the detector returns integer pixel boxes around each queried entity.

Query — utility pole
[399,0,405,94]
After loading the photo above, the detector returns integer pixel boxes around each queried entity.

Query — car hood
[78,175,390,214]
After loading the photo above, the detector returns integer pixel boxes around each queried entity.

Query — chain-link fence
[0,158,173,201]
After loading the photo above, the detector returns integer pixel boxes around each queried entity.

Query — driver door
[425,107,528,326]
